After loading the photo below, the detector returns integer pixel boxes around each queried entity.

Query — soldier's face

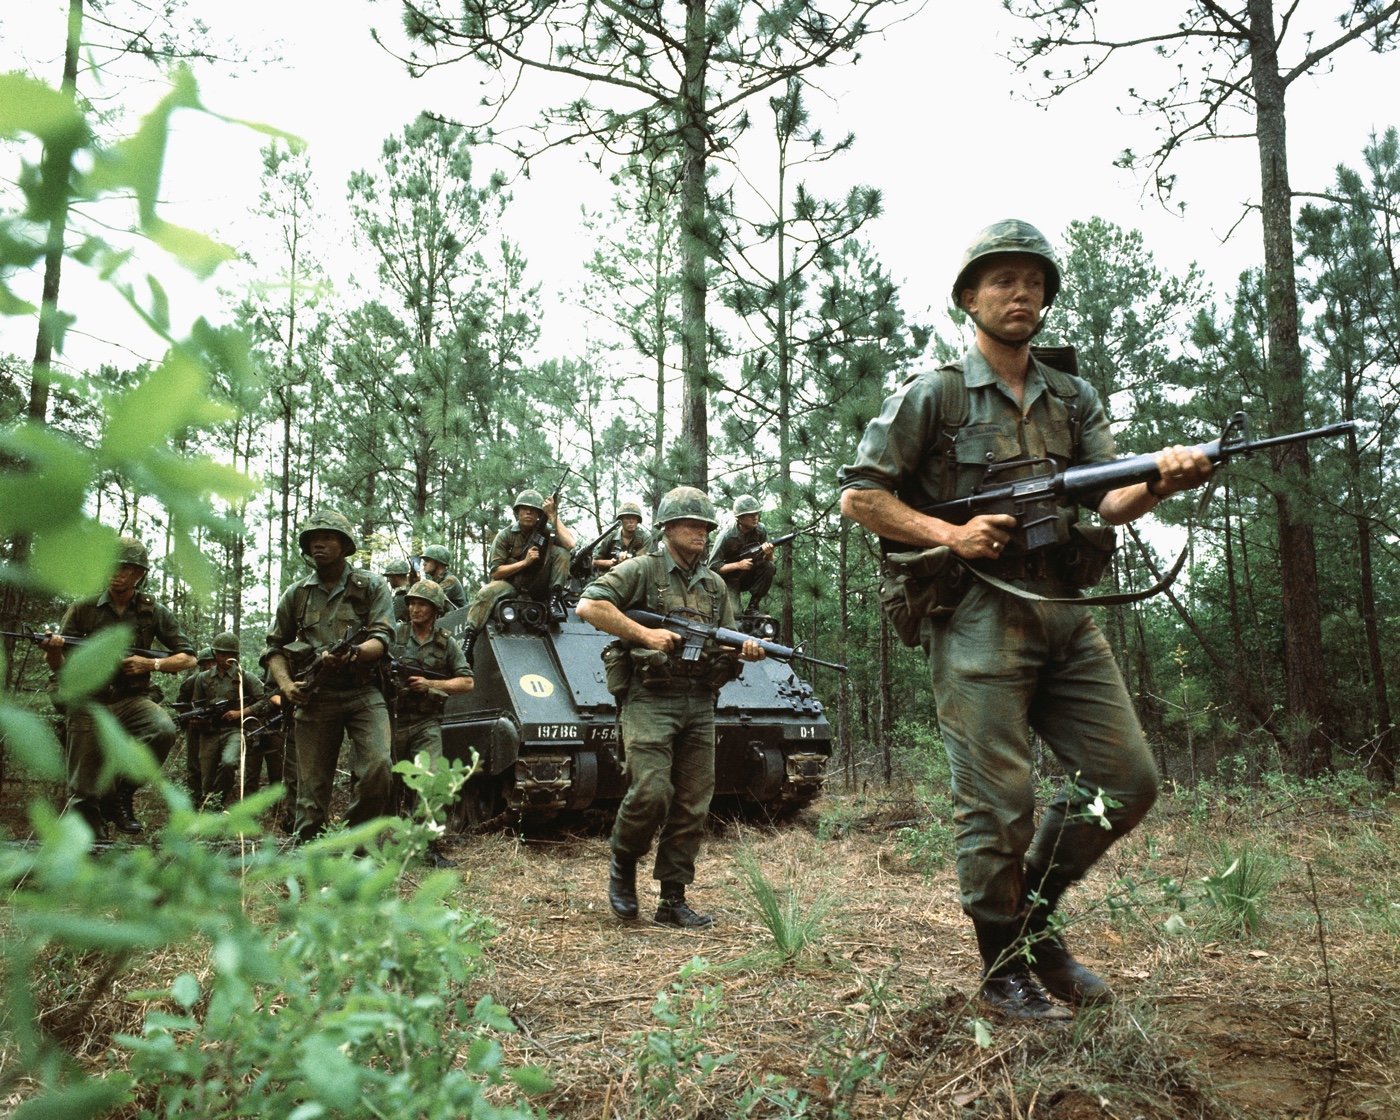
[620,515,641,532]
[305,531,348,565]
[387,573,409,588]
[517,508,540,532]
[108,563,145,595]
[421,558,443,578]
[737,513,760,532]
[664,519,710,561]
[407,599,436,625]
[961,255,1046,342]
[215,650,237,671]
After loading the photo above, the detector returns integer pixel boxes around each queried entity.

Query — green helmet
[405,579,447,614]
[117,535,151,570]
[298,509,358,557]
[384,558,412,576]
[212,631,239,654]
[952,219,1062,309]
[420,544,452,566]
[733,494,761,516]
[197,647,215,664]
[617,501,644,520]
[513,489,546,515]
[656,486,718,529]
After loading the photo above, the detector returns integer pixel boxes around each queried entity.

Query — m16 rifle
[916,412,1357,554]
[623,609,847,673]
[385,657,455,691]
[172,698,235,728]
[2,625,171,661]
[570,518,620,581]
[735,528,808,564]
[290,625,368,705]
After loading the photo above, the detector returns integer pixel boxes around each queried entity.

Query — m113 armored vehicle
[438,597,835,828]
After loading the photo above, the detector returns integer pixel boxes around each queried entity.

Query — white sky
[3,0,1397,381]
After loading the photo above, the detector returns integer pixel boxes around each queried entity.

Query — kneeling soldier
[390,579,474,868]
[576,486,765,928]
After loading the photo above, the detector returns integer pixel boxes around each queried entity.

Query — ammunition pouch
[602,641,632,696]
[878,546,968,648]
[1054,523,1118,591]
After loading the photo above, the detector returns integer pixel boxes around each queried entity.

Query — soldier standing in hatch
[839,219,1212,1020]
[264,510,396,841]
[708,494,776,615]
[191,631,264,809]
[419,545,467,611]
[576,486,766,929]
[589,501,653,584]
[177,647,214,806]
[389,579,474,868]
[39,536,196,838]
[463,489,578,641]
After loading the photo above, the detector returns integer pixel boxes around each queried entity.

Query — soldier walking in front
[576,486,765,929]
[264,511,396,842]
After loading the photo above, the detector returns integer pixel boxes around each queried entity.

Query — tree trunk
[678,0,710,487]
[1249,0,1332,775]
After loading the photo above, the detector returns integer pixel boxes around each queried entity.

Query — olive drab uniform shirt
[435,571,467,611]
[580,549,740,694]
[838,346,1118,542]
[263,566,396,690]
[489,524,557,576]
[595,524,654,567]
[707,522,770,572]
[60,590,194,701]
[192,662,265,712]
[389,621,470,719]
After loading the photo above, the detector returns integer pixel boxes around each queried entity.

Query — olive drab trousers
[929,581,1159,927]
[464,545,572,632]
[65,694,177,800]
[611,684,717,888]
[293,685,393,840]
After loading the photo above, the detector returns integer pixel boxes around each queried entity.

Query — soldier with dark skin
[590,501,653,581]
[708,495,776,615]
[191,631,264,808]
[464,490,578,636]
[39,536,196,838]
[264,511,396,841]
[577,486,765,929]
[840,220,1212,1020]
[419,546,467,611]
[389,579,474,868]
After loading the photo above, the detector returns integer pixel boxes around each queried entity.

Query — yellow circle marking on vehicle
[519,674,555,698]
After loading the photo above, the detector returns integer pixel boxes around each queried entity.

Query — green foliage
[628,958,735,1117]
[730,846,834,961]
[1198,842,1279,938]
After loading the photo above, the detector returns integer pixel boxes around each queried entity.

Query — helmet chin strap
[970,310,1049,349]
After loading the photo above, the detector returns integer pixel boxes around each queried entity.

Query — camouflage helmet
[617,500,644,520]
[733,494,762,516]
[405,579,447,614]
[420,544,452,566]
[656,486,718,529]
[513,489,546,515]
[211,631,240,654]
[952,219,1062,310]
[297,509,358,557]
[117,535,151,570]
[196,647,215,664]
[384,558,412,576]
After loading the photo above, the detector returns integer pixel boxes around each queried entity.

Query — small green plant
[1199,842,1279,937]
[894,810,955,875]
[629,957,734,1117]
[731,846,834,960]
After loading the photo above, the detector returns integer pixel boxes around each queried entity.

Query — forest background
[3,0,1400,796]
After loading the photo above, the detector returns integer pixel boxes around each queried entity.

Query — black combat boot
[655,884,714,929]
[426,841,458,869]
[973,918,1071,1022]
[462,628,479,667]
[1022,867,1114,1007]
[608,854,639,920]
[547,593,568,624]
[108,781,144,835]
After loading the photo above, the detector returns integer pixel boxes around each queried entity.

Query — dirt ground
[4,774,1398,1119]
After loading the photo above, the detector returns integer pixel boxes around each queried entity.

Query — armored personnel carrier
[438,597,833,828]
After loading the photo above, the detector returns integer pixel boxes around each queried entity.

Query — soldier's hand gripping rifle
[570,518,620,581]
[918,412,1357,553]
[172,698,235,728]
[3,624,171,661]
[526,467,572,560]
[385,657,454,692]
[290,625,368,705]
[623,609,847,673]
[735,528,809,564]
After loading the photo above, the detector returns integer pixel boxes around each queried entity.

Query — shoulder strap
[934,363,968,503]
